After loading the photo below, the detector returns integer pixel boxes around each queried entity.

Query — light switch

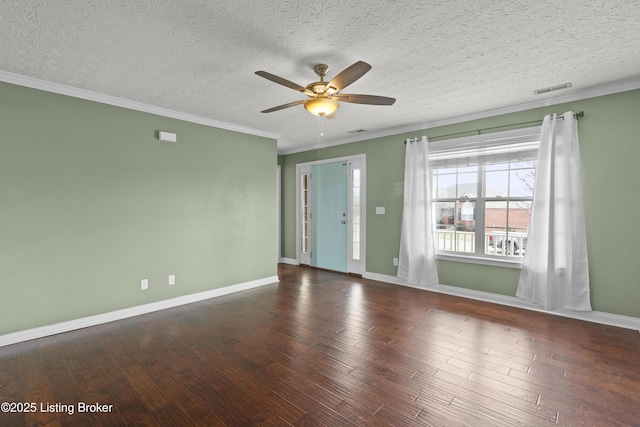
[376,207,386,215]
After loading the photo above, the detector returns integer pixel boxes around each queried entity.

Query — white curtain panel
[516,112,591,311]
[398,136,439,287]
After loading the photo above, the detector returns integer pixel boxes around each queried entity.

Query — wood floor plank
[252,363,358,427]
[152,403,195,427]
[412,368,558,424]
[23,384,61,427]
[120,363,171,412]
[56,330,119,393]
[171,365,257,426]
[36,337,101,427]
[17,340,48,393]
[106,374,161,427]
[220,366,305,424]
[152,371,227,427]
[2,264,640,426]
[0,344,27,427]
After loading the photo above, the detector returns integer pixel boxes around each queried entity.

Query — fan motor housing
[307,81,329,94]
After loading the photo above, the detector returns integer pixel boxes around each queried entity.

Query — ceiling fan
[255,61,396,117]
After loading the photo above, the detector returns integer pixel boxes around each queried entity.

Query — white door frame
[277,165,281,264]
[296,154,366,275]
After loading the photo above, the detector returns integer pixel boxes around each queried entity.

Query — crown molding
[278,77,640,155]
[0,70,280,141]
[3,69,638,154]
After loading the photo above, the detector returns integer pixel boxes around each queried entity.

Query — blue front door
[311,162,348,272]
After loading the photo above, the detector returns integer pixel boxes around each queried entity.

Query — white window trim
[430,126,541,268]
[436,253,523,269]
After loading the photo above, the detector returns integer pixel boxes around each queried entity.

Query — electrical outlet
[168,275,175,286]
[141,279,149,290]
[393,257,398,266]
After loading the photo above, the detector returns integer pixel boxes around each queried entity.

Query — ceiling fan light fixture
[256,61,395,116]
[304,98,339,116]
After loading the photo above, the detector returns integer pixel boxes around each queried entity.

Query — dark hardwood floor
[1,264,639,426]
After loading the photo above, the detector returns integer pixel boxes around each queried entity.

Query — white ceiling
[2,0,640,153]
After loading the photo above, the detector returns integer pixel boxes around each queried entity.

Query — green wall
[0,82,277,335]
[281,89,640,318]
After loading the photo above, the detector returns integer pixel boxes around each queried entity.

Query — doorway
[296,155,365,275]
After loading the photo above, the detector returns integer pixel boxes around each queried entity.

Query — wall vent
[533,82,572,95]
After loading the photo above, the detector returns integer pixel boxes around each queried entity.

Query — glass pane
[455,200,475,253]
[485,200,507,256]
[456,230,475,253]
[434,201,454,251]
[510,168,535,197]
[352,205,360,261]
[486,170,508,197]
[435,173,456,198]
[457,171,477,198]
[485,200,531,257]
[352,168,361,261]
[434,201,455,228]
[352,239,360,261]
[506,201,531,257]
[301,174,309,253]
[508,200,533,233]
[433,201,475,253]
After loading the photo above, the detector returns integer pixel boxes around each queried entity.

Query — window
[460,200,475,221]
[430,127,540,263]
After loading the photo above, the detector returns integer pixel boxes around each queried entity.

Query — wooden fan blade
[255,71,306,92]
[261,99,306,113]
[335,94,396,105]
[326,61,372,92]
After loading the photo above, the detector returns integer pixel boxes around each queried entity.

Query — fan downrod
[313,64,329,81]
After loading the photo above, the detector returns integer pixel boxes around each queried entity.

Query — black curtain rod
[404,111,584,143]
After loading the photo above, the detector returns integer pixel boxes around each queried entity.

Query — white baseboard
[0,275,279,348]
[363,272,640,332]
[280,257,299,265]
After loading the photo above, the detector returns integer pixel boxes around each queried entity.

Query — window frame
[429,126,541,268]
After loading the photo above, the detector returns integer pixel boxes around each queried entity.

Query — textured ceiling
[2,0,640,152]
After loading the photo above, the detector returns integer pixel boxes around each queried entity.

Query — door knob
[341,220,346,224]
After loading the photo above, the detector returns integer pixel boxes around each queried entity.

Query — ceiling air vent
[533,82,572,95]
